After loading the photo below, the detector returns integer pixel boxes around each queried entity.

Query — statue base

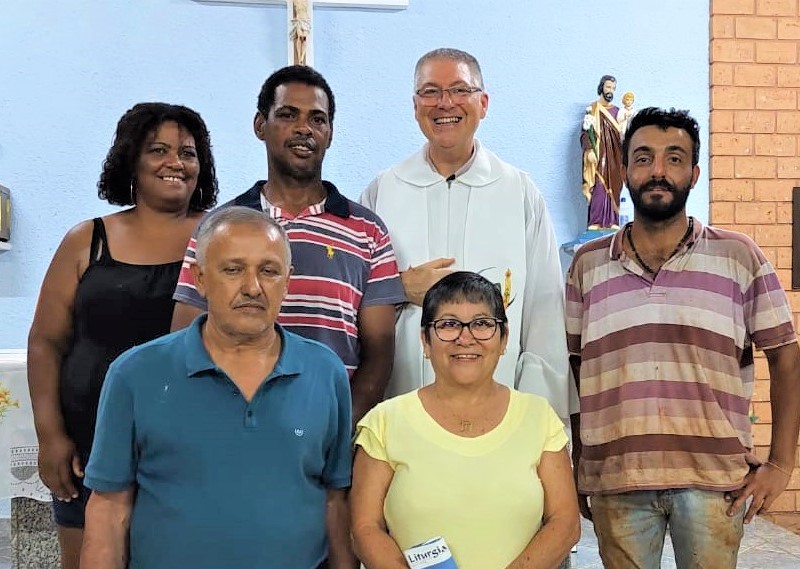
[561,228,617,256]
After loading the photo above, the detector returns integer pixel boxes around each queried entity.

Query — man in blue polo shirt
[81,207,356,569]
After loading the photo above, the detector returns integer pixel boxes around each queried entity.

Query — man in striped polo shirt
[566,107,800,568]
[172,65,406,425]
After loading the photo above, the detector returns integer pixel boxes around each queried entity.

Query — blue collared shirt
[85,315,352,569]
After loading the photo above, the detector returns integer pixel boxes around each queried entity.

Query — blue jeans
[591,489,744,569]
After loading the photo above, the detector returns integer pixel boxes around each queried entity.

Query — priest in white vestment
[360,48,576,420]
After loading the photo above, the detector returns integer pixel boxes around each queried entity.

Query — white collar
[393,140,501,188]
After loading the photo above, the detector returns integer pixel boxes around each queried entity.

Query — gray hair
[194,206,292,267]
[414,48,485,90]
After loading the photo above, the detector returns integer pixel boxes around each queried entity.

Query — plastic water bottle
[618,188,634,226]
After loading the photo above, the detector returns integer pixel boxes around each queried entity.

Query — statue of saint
[290,0,311,65]
[617,91,636,139]
[580,75,624,229]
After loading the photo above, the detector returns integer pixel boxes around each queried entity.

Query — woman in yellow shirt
[352,271,580,569]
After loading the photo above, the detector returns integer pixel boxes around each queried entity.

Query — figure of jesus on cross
[192,0,409,67]
[290,0,311,65]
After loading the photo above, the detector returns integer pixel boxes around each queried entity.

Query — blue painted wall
[0,0,709,348]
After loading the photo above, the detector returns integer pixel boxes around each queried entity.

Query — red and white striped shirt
[174,181,406,375]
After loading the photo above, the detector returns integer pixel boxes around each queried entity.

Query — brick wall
[710,0,800,514]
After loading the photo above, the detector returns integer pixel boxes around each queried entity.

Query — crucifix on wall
[192,0,409,67]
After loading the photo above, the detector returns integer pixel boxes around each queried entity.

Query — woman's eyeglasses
[427,317,504,342]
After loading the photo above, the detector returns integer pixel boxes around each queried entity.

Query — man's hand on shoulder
[400,258,456,306]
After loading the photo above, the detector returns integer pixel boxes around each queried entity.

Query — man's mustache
[641,178,676,193]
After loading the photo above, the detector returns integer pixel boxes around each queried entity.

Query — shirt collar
[183,314,302,382]
[687,216,703,245]
[609,226,627,261]
[236,180,350,218]
[183,315,217,376]
[394,139,501,187]
[260,193,327,217]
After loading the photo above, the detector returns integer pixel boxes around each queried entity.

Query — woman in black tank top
[27,103,218,569]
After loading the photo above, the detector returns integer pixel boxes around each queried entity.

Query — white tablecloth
[0,349,50,501]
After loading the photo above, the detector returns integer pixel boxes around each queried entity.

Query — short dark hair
[421,271,509,342]
[622,107,701,167]
[257,65,335,123]
[97,102,218,210]
[597,74,616,96]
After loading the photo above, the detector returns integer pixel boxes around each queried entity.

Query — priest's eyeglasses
[428,317,504,342]
[414,86,483,105]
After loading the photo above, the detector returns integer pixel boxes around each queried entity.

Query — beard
[602,91,614,103]
[628,177,691,222]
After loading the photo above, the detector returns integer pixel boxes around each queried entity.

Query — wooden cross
[192,0,409,67]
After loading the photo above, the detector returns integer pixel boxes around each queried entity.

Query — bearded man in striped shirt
[566,107,800,569]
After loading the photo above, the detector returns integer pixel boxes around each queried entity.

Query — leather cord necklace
[625,218,694,275]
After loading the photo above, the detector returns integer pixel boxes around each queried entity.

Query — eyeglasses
[428,317,504,342]
[414,86,483,106]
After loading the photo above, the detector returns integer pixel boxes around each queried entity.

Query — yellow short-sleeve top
[354,388,568,569]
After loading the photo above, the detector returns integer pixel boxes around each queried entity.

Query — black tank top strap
[89,217,112,265]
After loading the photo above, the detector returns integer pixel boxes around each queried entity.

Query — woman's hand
[38,431,83,501]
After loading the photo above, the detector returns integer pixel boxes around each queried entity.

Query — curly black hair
[97,102,218,210]
[257,65,335,123]
[622,107,701,167]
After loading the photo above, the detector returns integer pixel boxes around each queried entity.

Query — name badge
[403,536,458,569]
